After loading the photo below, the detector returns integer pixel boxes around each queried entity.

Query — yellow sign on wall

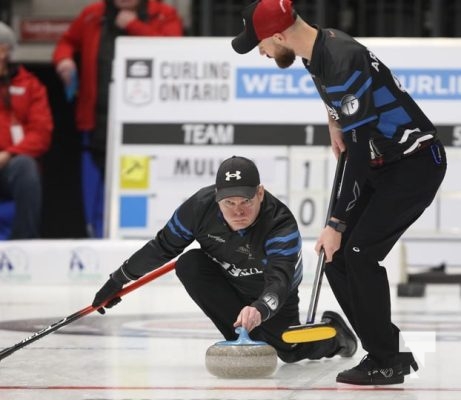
[120,156,149,189]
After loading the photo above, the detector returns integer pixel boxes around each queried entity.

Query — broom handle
[305,152,346,324]
[0,260,176,362]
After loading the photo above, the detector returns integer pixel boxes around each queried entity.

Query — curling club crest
[124,59,153,105]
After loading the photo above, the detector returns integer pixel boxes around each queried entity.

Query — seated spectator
[53,0,183,237]
[0,22,53,239]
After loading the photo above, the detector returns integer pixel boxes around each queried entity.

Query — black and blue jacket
[303,27,436,221]
[120,185,303,321]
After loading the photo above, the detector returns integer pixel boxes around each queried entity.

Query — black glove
[92,276,124,314]
[92,267,130,314]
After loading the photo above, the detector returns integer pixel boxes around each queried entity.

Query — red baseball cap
[232,0,297,54]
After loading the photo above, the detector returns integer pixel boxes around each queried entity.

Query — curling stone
[205,327,278,379]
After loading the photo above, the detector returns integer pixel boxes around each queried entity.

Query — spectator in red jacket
[53,0,183,237]
[0,22,53,239]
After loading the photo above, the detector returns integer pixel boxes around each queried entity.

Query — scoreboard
[106,37,461,240]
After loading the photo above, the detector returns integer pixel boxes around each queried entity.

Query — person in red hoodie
[0,22,53,239]
[53,0,183,237]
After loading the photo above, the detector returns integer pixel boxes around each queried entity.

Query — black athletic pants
[175,248,339,363]
[325,141,447,362]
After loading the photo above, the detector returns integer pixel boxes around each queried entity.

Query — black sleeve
[120,191,202,279]
[332,124,371,222]
[251,223,303,321]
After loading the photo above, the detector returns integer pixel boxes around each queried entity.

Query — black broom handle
[306,151,346,324]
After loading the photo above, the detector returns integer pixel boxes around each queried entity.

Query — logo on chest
[236,244,253,259]
[207,234,226,244]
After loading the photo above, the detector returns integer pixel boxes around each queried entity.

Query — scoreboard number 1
[298,159,316,227]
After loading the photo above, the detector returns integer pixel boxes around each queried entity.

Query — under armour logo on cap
[225,171,242,181]
[215,156,260,202]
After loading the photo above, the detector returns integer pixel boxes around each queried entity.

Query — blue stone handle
[234,327,253,344]
[215,327,268,346]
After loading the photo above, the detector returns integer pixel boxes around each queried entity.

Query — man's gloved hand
[92,276,124,314]
[92,266,130,314]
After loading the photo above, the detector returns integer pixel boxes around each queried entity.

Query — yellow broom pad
[282,325,337,343]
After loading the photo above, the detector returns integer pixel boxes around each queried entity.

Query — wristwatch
[327,219,347,233]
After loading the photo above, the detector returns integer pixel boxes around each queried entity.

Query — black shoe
[321,311,357,358]
[395,352,419,375]
[336,355,404,385]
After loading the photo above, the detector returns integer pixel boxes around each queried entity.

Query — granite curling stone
[205,327,278,379]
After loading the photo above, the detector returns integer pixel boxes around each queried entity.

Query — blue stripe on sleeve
[373,86,396,107]
[166,211,193,240]
[326,71,362,93]
[265,233,302,256]
[265,231,299,246]
[376,106,412,138]
[342,115,378,133]
[355,77,372,98]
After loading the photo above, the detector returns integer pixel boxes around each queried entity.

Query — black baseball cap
[232,0,297,54]
[215,156,260,202]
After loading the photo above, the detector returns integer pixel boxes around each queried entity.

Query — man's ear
[272,33,285,45]
[258,185,265,201]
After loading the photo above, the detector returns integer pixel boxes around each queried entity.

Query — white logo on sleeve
[263,293,279,311]
[399,128,421,144]
[341,94,360,116]
[225,171,242,181]
[326,104,339,120]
